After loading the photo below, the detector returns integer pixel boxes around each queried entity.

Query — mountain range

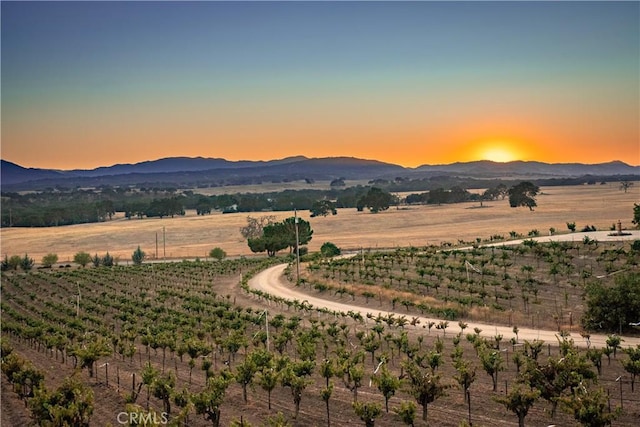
[1,156,638,191]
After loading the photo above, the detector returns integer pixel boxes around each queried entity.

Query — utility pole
[163,226,166,259]
[295,209,300,285]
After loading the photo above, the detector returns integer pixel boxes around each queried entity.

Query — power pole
[163,226,166,259]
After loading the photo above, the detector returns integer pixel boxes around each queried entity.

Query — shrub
[320,242,341,257]
[41,253,58,268]
[209,247,227,261]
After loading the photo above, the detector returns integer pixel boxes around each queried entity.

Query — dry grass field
[1,183,638,263]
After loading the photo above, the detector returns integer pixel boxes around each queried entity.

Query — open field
[1,183,638,263]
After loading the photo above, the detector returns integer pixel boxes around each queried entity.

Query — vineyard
[300,238,639,332]
[2,240,640,426]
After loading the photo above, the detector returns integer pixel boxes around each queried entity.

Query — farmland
[2,183,640,426]
[1,183,637,263]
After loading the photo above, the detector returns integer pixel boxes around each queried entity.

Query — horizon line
[2,156,638,172]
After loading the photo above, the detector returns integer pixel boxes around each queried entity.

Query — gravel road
[249,230,640,349]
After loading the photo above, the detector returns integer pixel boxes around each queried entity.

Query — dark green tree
[320,242,341,258]
[209,247,227,261]
[358,187,394,213]
[582,272,640,333]
[508,182,540,211]
[633,203,640,228]
[20,253,34,271]
[247,217,312,257]
[310,200,337,217]
[132,246,146,265]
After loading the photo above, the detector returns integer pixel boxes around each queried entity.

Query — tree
[633,203,640,228]
[91,253,101,268]
[193,371,233,427]
[394,401,416,426]
[358,187,394,213]
[582,272,640,333]
[622,345,640,392]
[71,338,111,378]
[619,180,634,193]
[247,217,313,257]
[256,365,279,410]
[320,242,341,258]
[479,346,504,392]
[561,386,620,427]
[343,360,365,403]
[508,182,540,211]
[30,375,94,426]
[453,359,476,403]
[209,247,227,261]
[240,215,277,239]
[353,401,382,427]
[320,383,333,427]
[20,253,34,271]
[74,251,92,268]
[280,362,312,419]
[495,385,540,427]
[372,365,400,413]
[41,253,58,268]
[235,357,257,403]
[310,200,337,217]
[520,347,596,417]
[132,246,146,265]
[102,252,114,267]
[330,178,346,188]
[151,372,176,415]
[405,361,449,422]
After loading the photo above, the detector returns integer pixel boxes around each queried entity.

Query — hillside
[1,156,638,191]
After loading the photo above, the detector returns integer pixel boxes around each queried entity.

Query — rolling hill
[1,156,638,191]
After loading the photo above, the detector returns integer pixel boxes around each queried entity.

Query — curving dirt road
[249,231,640,349]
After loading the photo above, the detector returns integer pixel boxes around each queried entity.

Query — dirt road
[249,231,640,349]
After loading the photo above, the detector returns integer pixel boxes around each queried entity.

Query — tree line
[1,179,542,227]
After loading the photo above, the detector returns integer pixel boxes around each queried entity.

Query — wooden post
[467,390,472,426]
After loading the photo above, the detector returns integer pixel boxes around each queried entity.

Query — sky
[2,1,639,170]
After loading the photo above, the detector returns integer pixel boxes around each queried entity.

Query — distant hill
[415,160,640,177]
[69,156,309,177]
[1,156,638,191]
[0,160,67,186]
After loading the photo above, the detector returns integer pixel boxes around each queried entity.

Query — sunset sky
[2,1,638,170]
